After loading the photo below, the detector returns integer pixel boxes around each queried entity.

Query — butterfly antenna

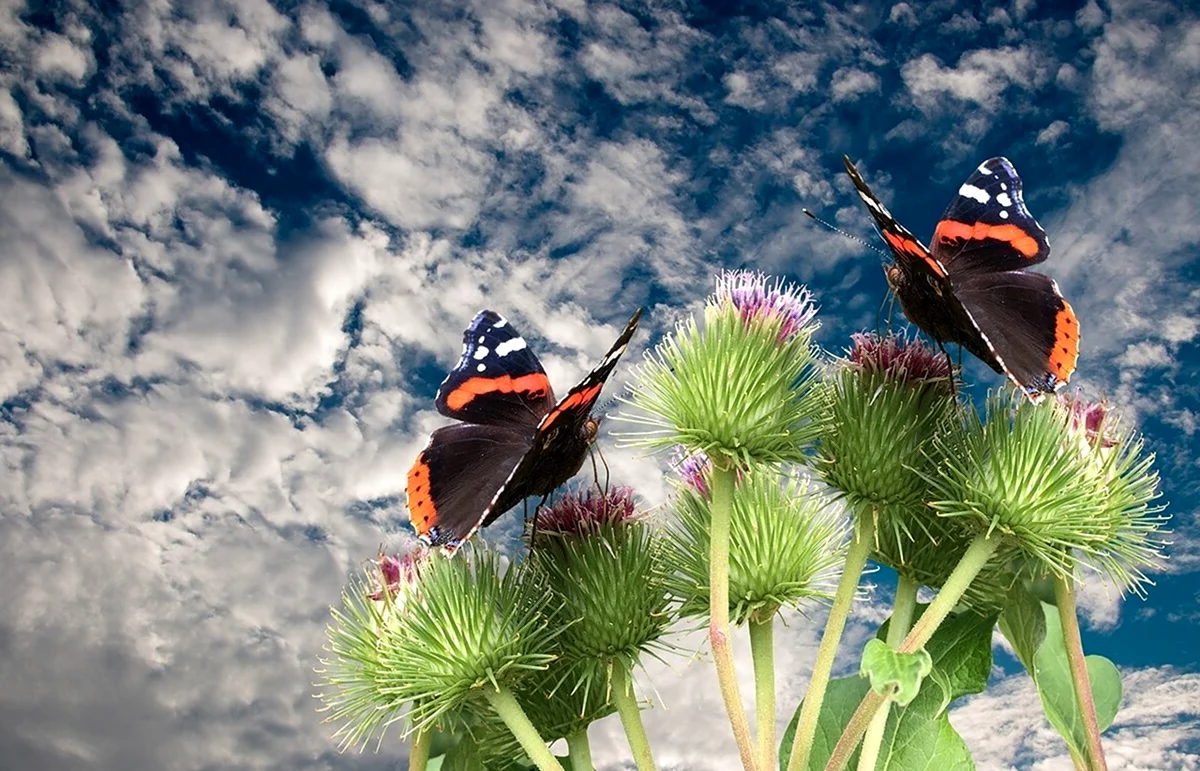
[803,208,891,259]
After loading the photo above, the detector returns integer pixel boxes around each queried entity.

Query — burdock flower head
[529,486,675,684]
[926,391,1168,595]
[813,332,958,535]
[316,550,558,750]
[667,453,847,624]
[617,270,823,467]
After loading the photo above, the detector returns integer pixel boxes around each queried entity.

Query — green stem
[750,614,777,770]
[408,726,432,771]
[567,728,596,771]
[824,534,1000,771]
[856,574,921,771]
[483,684,565,771]
[612,657,657,771]
[1055,574,1110,771]
[786,510,876,771]
[709,463,760,771]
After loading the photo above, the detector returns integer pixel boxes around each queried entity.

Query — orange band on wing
[1048,302,1080,381]
[406,454,437,535]
[445,373,552,411]
[543,383,603,428]
[935,220,1041,258]
[884,231,945,277]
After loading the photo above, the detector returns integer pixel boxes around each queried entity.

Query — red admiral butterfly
[842,155,1079,402]
[407,307,643,555]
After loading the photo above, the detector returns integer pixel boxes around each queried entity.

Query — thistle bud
[618,271,822,467]
[666,457,846,624]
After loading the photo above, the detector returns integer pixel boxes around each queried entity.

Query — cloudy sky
[1,0,1198,768]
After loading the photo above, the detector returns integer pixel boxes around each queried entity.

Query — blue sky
[1,0,1198,768]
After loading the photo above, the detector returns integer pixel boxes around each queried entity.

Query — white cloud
[902,46,1049,112]
[830,67,881,102]
[1037,119,1070,146]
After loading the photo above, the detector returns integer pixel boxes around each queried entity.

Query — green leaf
[780,675,871,770]
[781,609,994,770]
[877,683,975,770]
[998,583,1046,672]
[1001,585,1123,758]
[860,639,932,706]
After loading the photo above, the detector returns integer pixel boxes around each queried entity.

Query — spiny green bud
[529,486,676,683]
[316,549,558,748]
[926,391,1168,594]
[616,270,822,467]
[667,450,846,625]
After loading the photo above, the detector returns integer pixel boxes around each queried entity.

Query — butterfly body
[407,308,642,554]
[843,155,1079,401]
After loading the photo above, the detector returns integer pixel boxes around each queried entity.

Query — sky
[1,0,1198,769]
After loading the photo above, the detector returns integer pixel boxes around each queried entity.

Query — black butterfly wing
[842,155,950,280]
[933,157,1051,276]
[951,271,1080,401]
[480,307,644,528]
[435,310,556,429]
[407,422,534,554]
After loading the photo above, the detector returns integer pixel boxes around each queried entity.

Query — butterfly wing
[407,422,534,554]
[842,155,950,280]
[480,307,643,528]
[951,271,1080,401]
[435,310,556,429]
[933,157,1051,275]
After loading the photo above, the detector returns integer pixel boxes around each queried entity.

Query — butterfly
[842,155,1079,402]
[407,307,643,555]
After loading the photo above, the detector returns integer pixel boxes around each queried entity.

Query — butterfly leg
[936,340,958,396]
[527,493,551,549]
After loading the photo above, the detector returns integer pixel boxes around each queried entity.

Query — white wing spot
[996,192,1012,207]
[1000,183,1008,191]
[473,346,490,360]
[476,363,486,372]
[477,336,485,343]
[978,161,992,175]
[999,210,1010,219]
[495,337,527,357]
[493,318,507,329]
[959,184,990,204]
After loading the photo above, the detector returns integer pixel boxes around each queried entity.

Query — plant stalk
[408,726,431,771]
[612,657,657,771]
[1055,574,1110,771]
[749,614,777,770]
[567,727,596,771]
[856,574,921,771]
[709,462,760,771]
[786,509,876,771]
[824,534,1000,771]
[483,684,565,771]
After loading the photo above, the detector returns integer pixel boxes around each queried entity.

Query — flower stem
[1054,574,1110,771]
[709,462,760,771]
[483,684,565,771]
[824,534,999,771]
[612,657,657,771]
[856,574,921,771]
[408,727,431,771]
[786,510,875,771]
[567,727,596,771]
[750,614,777,770]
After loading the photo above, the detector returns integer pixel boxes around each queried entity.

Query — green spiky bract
[668,465,846,625]
[926,392,1168,594]
[812,361,967,568]
[317,551,558,750]
[616,300,822,467]
[532,517,675,676]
